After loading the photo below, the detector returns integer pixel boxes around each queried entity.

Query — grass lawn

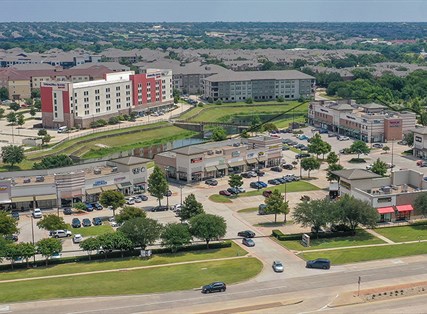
[277,229,385,251]
[374,224,427,242]
[0,242,247,281]
[237,207,258,213]
[208,194,233,203]
[241,181,319,197]
[300,242,427,265]
[0,258,262,303]
[72,224,114,237]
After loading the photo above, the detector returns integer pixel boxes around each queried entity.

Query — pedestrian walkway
[365,228,395,244]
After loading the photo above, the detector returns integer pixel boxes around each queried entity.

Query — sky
[1,0,427,22]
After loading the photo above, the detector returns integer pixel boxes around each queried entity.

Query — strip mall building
[41,69,173,129]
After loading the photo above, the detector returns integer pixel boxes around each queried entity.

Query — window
[84,91,88,96]
[116,86,120,91]
[116,104,121,109]
[126,85,130,90]
[116,92,120,97]
[96,108,101,113]
[106,100,110,105]
[106,94,110,99]
[106,106,111,111]
[95,89,99,94]
[106,88,110,92]
[95,96,100,100]
[84,110,89,115]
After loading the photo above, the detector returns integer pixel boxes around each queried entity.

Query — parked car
[139,194,148,201]
[50,253,62,259]
[227,187,240,194]
[270,166,283,172]
[372,143,384,148]
[295,143,306,149]
[92,217,103,226]
[85,203,94,212]
[93,203,103,210]
[164,190,172,197]
[237,230,255,238]
[255,170,265,176]
[268,179,281,185]
[51,230,72,238]
[11,211,19,220]
[262,190,272,198]
[134,197,142,203]
[241,172,252,178]
[330,224,351,233]
[32,208,42,218]
[126,198,135,205]
[299,145,309,151]
[306,258,331,270]
[397,140,408,145]
[73,234,83,243]
[4,234,18,242]
[258,204,267,215]
[275,177,286,184]
[282,145,290,151]
[237,187,246,193]
[71,218,81,228]
[250,182,262,189]
[258,181,267,188]
[82,218,92,227]
[318,129,328,134]
[282,164,294,170]
[201,282,226,294]
[272,260,284,272]
[338,136,350,141]
[328,133,336,137]
[219,190,232,196]
[242,238,255,247]
[152,205,169,212]
[295,153,311,159]
[63,207,72,215]
[205,179,218,186]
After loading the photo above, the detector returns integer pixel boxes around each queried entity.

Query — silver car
[272,260,284,272]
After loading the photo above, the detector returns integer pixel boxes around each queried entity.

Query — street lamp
[165,166,170,209]
[30,213,36,264]
[180,185,183,206]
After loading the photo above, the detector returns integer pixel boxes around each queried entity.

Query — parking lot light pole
[180,185,183,206]
[31,214,36,263]
[165,166,169,209]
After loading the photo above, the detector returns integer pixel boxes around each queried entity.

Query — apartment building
[308,100,416,143]
[203,70,315,102]
[41,69,173,129]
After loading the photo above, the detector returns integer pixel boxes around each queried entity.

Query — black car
[11,211,20,220]
[255,170,265,176]
[139,194,148,201]
[82,218,92,227]
[92,217,103,226]
[152,205,169,212]
[202,282,226,294]
[268,179,281,185]
[270,166,283,172]
[71,218,81,228]
[295,153,311,159]
[282,164,294,170]
[4,234,18,242]
[306,258,331,270]
[275,177,287,184]
[205,179,218,186]
[164,190,172,197]
[63,207,72,215]
[237,230,255,238]
[241,172,252,178]
[227,187,239,194]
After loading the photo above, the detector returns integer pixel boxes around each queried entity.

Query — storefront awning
[205,165,217,172]
[228,161,245,168]
[101,185,118,192]
[11,196,34,203]
[86,187,103,195]
[35,194,57,201]
[377,207,395,214]
[396,205,414,212]
[118,182,133,189]
[246,158,257,164]
[257,156,268,162]
[216,164,228,170]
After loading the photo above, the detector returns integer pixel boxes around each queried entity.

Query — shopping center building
[0,156,150,212]
[154,136,283,183]
[308,100,416,143]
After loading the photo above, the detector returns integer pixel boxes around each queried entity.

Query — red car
[262,190,272,198]
[219,190,232,196]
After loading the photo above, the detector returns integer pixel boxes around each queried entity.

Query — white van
[32,208,42,218]
[57,126,68,133]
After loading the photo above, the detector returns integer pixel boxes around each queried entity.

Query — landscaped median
[373,222,427,242]
[0,243,263,303]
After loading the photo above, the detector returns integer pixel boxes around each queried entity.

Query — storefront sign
[0,185,8,191]
[93,180,107,187]
[388,120,401,128]
[415,136,422,143]
[231,151,240,157]
[114,177,126,182]
[191,157,203,163]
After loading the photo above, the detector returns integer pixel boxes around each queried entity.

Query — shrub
[32,154,73,169]
[348,158,366,163]
[198,103,204,107]
[96,119,107,127]
[108,116,120,125]
[215,100,222,105]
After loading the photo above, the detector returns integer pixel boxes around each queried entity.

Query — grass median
[0,242,247,281]
[237,207,258,213]
[299,241,427,265]
[71,224,114,237]
[208,194,234,203]
[0,257,262,303]
[240,181,320,197]
[374,224,427,242]
[276,229,385,251]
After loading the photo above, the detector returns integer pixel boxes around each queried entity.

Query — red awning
[377,207,395,214]
[396,205,414,212]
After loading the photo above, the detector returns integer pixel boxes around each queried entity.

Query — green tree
[264,189,289,223]
[0,211,19,235]
[4,243,21,269]
[97,233,115,259]
[0,87,8,101]
[37,129,48,137]
[161,223,192,252]
[327,163,344,181]
[42,134,52,145]
[37,238,62,266]
[119,217,162,249]
[34,99,41,111]
[179,193,204,221]
[99,190,125,217]
[115,206,146,224]
[250,115,263,132]
[79,237,100,260]
[111,232,133,258]
[308,134,330,159]
[326,151,339,165]
[73,202,87,211]
[414,192,427,217]
[228,174,243,189]
[263,122,278,132]
[245,97,253,104]
[277,96,285,102]
[335,194,378,234]
[300,157,321,178]
[211,127,227,141]
[9,102,20,112]
[31,89,40,99]
[32,154,74,170]
[0,108,5,120]
[403,131,414,146]
[17,242,36,268]
[382,146,390,153]
[36,214,67,232]
[350,140,370,159]
[293,198,335,238]
[370,158,388,176]
[29,106,37,117]
[6,112,16,124]
[189,214,227,249]
[148,165,169,206]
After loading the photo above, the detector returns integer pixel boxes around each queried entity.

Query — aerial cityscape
[0,1,427,313]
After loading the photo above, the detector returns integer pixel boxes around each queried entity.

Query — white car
[237,187,246,193]
[272,260,284,272]
[73,234,83,243]
[51,230,72,238]
[32,208,42,218]
[173,204,182,211]
[338,136,350,141]
[50,253,62,259]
